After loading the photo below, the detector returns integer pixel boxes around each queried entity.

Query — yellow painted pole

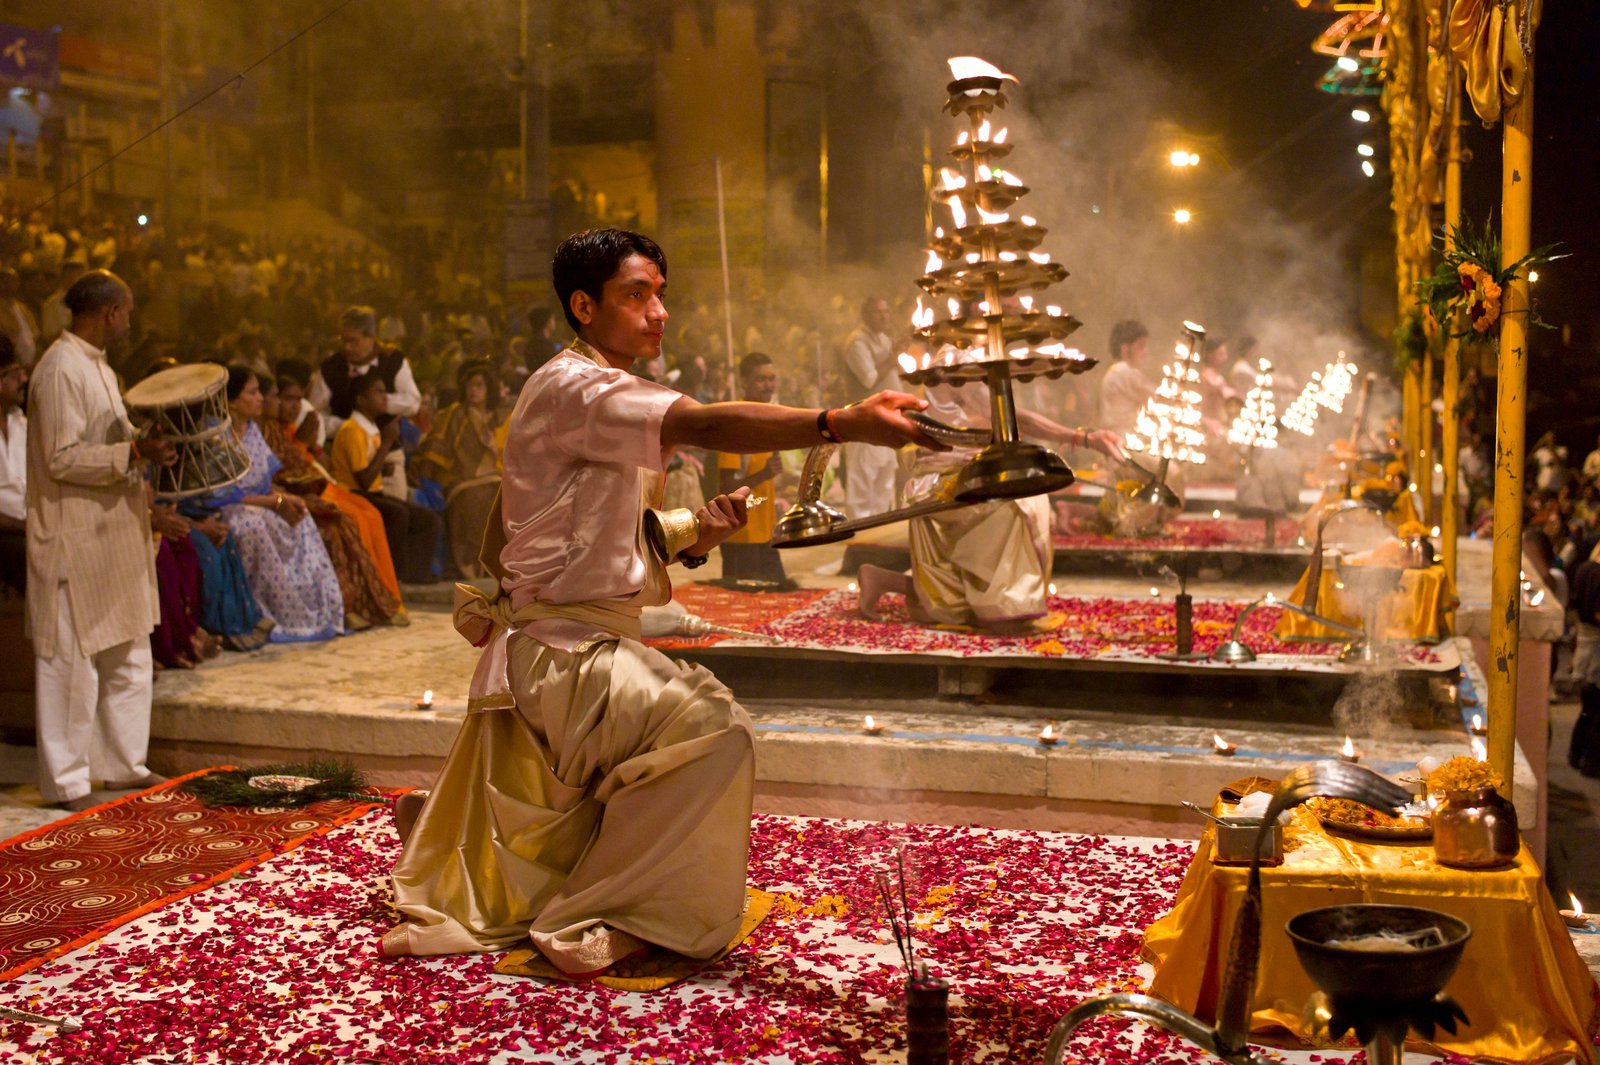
[1420,346,1434,518]
[1440,81,1463,586]
[1489,10,1534,793]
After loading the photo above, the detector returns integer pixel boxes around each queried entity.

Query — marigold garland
[1414,215,1561,346]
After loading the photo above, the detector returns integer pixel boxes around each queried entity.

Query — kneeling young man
[384,228,938,976]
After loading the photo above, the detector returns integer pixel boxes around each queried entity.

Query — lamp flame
[1572,893,1586,919]
[1028,250,1050,264]
[898,353,917,374]
[976,118,992,141]
[1213,734,1236,755]
[1019,294,1034,312]
[1471,737,1488,761]
[975,204,1010,225]
[947,197,968,228]
[925,249,944,272]
[1340,736,1359,762]
[1038,723,1058,745]
[863,714,882,734]
[994,126,1008,144]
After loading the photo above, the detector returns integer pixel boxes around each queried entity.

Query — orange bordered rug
[0,768,387,981]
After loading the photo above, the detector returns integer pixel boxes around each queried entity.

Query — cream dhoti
[383,583,755,971]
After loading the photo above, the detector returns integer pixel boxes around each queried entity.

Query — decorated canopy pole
[1487,1,1537,793]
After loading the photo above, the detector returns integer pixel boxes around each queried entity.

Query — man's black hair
[551,228,667,334]
[64,269,129,318]
[275,356,314,390]
[352,368,387,401]
[739,351,773,377]
[1108,319,1148,361]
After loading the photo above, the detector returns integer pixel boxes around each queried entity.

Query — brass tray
[1316,814,1433,843]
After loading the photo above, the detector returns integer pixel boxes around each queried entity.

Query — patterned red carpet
[0,769,387,980]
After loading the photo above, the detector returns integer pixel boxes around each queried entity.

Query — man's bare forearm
[663,398,827,454]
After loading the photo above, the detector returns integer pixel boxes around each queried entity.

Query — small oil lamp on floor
[1212,734,1237,757]
[1468,713,1487,736]
[863,715,885,736]
[1037,722,1059,747]
[1339,735,1362,763]
[1560,893,1593,931]
[415,689,434,711]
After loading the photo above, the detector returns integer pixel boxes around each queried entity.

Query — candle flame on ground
[1572,893,1586,919]
[1471,713,1483,731]
[1471,737,1487,761]
[1213,734,1234,753]
[863,714,879,733]
[1341,735,1356,758]
[1039,723,1056,742]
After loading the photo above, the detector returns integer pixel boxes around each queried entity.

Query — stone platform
[0,535,1556,851]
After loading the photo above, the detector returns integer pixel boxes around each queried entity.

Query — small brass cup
[645,507,700,561]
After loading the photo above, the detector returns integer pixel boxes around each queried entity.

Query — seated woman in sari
[148,497,220,668]
[191,367,344,643]
[412,360,504,578]
[260,373,404,628]
[179,500,273,652]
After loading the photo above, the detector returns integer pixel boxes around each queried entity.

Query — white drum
[122,364,251,499]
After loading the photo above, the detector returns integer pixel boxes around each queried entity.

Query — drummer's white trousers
[35,584,153,803]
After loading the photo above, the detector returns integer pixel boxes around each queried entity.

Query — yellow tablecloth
[1143,805,1599,1063]
[1275,563,1457,642]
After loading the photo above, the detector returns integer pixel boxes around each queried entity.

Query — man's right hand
[832,391,949,451]
[151,502,190,541]
[137,433,179,468]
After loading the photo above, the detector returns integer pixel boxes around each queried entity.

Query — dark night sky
[1139,2,1599,344]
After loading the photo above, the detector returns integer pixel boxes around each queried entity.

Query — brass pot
[1432,786,1519,869]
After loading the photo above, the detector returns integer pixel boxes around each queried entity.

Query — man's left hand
[685,487,751,559]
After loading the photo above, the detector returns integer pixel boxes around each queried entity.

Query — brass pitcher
[1432,786,1519,869]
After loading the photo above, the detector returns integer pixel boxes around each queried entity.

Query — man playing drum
[27,270,176,810]
[383,228,940,977]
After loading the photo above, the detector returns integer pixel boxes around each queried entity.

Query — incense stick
[876,870,912,970]
[897,848,917,973]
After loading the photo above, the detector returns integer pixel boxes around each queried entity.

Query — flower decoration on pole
[1416,216,1562,344]
[1125,321,1208,468]
[1227,357,1279,462]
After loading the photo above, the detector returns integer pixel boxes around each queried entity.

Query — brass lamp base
[953,442,1075,502]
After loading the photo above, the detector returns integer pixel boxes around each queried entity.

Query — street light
[1173,208,1193,224]
[1361,160,1376,178]
[1351,108,1372,122]
[1357,143,1375,157]
[1528,270,1540,283]
[1170,149,1200,168]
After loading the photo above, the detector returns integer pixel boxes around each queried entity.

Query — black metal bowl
[1287,904,1470,1006]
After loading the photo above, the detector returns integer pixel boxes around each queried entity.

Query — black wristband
[678,551,709,569]
[817,409,842,444]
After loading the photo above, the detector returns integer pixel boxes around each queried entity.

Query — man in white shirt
[1097,319,1154,440]
[308,306,423,438]
[27,271,177,810]
[840,296,900,518]
[0,339,26,593]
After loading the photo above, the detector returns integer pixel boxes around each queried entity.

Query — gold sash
[453,485,670,651]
